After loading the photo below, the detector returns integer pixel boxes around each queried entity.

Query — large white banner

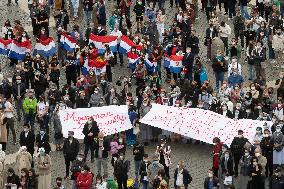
[140,104,270,145]
[59,105,132,139]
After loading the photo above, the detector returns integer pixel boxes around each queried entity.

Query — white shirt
[176,169,184,187]
[37,102,49,115]
[219,24,231,38]
[4,101,13,118]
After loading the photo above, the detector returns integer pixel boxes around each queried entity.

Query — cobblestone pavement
[0,0,275,188]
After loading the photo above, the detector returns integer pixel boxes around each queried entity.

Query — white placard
[59,105,132,139]
[140,104,270,145]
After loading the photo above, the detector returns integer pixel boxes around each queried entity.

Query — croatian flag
[89,34,118,54]
[34,37,56,57]
[127,52,140,70]
[0,38,12,55]
[60,33,77,52]
[163,55,170,68]
[119,35,135,54]
[170,55,183,73]
[8,40,32,60]
[144,58,156,72]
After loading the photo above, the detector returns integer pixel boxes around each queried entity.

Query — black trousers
[235,32,245,48]
[84,141,95,160]
[65,156,75,177]
[233,155,242,175]
[117,175,128,189]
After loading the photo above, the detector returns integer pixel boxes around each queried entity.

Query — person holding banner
[82,117,100,163]
[230,130,249,177]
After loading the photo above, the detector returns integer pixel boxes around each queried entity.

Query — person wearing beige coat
[36,148,51,189]
[0,144,5,189]
[0,108,7,151]
[15,146,32,175]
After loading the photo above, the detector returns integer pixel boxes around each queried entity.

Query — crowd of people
[0,0,284,188]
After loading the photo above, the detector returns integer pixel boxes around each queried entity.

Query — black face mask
[57,182,62,187]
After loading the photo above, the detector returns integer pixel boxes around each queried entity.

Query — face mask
[238,135,243,138]
[57,183,62,187]
[251,87,256,90]
[78,157,83,161]
[88,120,92,124]
[16,80,21,84]
[208,173,213,177]
[253,162,258,166]
[161,143,165,147]
[263,134,269,137]
[94,90,99,94]
[224,98,229,102]
[138,1,142,4]
[21,173,26,176]
[40,151,45,156]
[24,128,28,132]
[245,152,249,156]
[225,154,229,158]
[255,153,260,157]
[276,128,281,132]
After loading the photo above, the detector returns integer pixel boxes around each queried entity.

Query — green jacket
[23,97,37,114]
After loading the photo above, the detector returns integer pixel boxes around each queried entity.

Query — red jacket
[76,172,93,189]
[213,142,223,169]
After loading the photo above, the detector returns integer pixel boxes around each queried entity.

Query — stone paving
[0,0,277,188]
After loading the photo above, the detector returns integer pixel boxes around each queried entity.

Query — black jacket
[19,131,35,154]
[63,137,80,160]
[133,144,144,161]
[260,136,274,158]
[212,56,228,73]
[7,174,20,187]
[230,137,249,156]
[182,52,195,68]
[221,156,234,175]
[174,168,192,189]
[139,161,151,182]
[82,122,100,144]
[94,138,110,158]
[12,83,26,99]
[36,133,51,154]
[25,176,38,189]
[114,159,130,178]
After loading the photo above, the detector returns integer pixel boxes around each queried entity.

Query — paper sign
[59,105,132,139]
[140,104,270,145]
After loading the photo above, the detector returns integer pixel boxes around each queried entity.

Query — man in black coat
[133,141,145,179]
[19,124,35,157]
[230,130,249,177]
[12,75,26,121]
[82,117,100,163]
[63,131,80,179]
[186,30,199,55]
[114,153,130,189]
[174,160,192,189]
[182,47,195,81]
[139,154,151,187]
[35,128,51,154]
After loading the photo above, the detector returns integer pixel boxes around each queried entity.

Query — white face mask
[276,128,281,132]
[208,173,213,177]
[78,157,83,161]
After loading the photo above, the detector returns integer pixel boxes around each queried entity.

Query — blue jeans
[240,5,250,19]
[248,64,256,80]
[24,113,35,131]
[268,45,275,60]
[142,180,149,189]
[135,160,141,179]
[84,11,92,26]
[214,72,224,90]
